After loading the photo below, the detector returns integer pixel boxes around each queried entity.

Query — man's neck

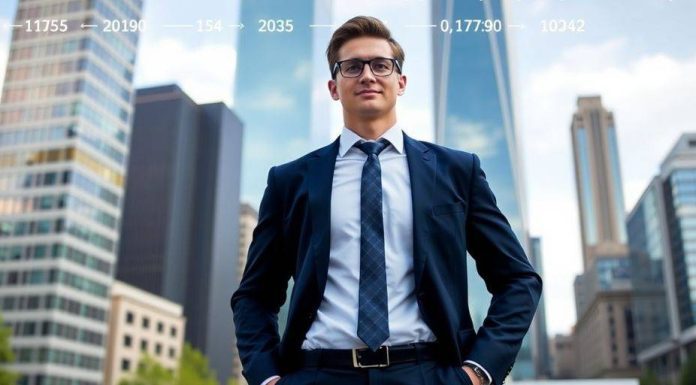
[343,114,397,140]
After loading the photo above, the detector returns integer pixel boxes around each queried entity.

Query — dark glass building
[117,84,243,384]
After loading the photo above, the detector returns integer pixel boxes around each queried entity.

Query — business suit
[231,130,542,385]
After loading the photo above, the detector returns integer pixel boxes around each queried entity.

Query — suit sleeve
[230,166,292,385]
[463,153,543,385]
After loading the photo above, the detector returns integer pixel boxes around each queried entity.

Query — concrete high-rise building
[627,133,696,384]
[431,0,532,380]
[0,1,142,384]
[569,96,638,378]
[571,96,629,269]
[231,202,258,385]
[104,280,185,385]
[530,237,552,379]
[237,203,258,279]
[116,84,242,384]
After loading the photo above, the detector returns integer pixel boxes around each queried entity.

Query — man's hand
[462,365,482,385]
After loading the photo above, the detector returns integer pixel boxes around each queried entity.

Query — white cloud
[445,115,503,158]
[520,38,696,335]
[244,89,296,110]
[134,38,237,107]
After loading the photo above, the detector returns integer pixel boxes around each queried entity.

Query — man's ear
[397,74,407,96]
[328,79,340,100]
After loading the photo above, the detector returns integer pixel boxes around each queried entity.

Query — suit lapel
[308,137,339,295]
[403,132,436,294]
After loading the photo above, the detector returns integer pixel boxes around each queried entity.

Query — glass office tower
[431,0,532,379]
[233,0,333,336]
[0,0,142,384]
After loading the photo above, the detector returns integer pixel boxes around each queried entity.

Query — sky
[0,0,694,337]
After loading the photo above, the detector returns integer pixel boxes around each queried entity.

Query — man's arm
[231,166,292,385]
[463,154,543,385]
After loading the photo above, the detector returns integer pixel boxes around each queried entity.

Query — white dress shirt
[262,124,490,385]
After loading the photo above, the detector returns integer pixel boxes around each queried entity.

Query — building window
[141,339,148,351]
[121,359,130,371]
[169,347,176,359]
[155,343,162,356]
[123,334,132,347]
[170,326,177,337]
[157,321,163,333]
[142,316,149,329]
[126,311,133,324]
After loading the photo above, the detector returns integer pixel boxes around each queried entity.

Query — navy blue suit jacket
[231,132,542,385]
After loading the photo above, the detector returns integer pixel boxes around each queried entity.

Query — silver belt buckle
[352,346,390,368]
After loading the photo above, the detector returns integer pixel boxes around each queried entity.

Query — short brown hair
[326,16,405,79]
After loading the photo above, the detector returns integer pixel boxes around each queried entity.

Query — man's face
[328,36,407,119]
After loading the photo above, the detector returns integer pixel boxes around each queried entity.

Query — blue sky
[0,0,694,336]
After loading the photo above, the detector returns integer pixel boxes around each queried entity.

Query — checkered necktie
[355,139,390,351]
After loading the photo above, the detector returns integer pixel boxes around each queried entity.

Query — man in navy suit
[231,16,542,385]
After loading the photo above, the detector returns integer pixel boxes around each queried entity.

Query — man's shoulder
[411,137,476,166]
[270,140,337,178]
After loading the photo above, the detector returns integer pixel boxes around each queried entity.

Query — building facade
[530,237,552,379]
[0,0,142,384]
[627,133,696,384]
[231,202,258,385]
[431,0,532,379]
[117,84,242,384]
[103,280,185,385]
[569,96,638,378]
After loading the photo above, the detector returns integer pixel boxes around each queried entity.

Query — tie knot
[356,139,389,157]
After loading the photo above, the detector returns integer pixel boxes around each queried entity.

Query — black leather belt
[299,342,440,369]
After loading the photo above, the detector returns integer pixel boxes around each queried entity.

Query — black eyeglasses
[332,57,402,79]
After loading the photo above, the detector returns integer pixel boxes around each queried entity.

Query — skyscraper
[627,176,680,384]
[0,1,142,384]
[234,0,333,207]
[530,237,552,379]
[431,0,532,380]
[117,84,243,384]
[569,96,638,378]
[571,96,629,269]
[627,133,696,384]
[233,0,333,335]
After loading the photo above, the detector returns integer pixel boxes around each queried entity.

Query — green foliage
[118,343,217,385]
[118,354,175,385]
[680,352,696,385]
[0,313,18,385]
[639,369,660,385]
[176,343,217,385]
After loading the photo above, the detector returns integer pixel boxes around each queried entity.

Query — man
[231,16,542,385]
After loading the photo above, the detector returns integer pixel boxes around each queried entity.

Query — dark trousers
[275,359,474,385]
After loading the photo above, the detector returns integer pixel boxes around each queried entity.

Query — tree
[680,352,696,385]
[0,312,18,385]
[175,343,217,385]
[118,354,175,385]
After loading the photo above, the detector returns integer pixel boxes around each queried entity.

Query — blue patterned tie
[355,139,390,352]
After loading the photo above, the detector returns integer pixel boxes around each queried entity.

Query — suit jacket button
[306,313,314,320]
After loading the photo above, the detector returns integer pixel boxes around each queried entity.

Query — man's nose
[358,62,377,82]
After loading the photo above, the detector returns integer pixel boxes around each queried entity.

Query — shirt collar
[338,123,404,157]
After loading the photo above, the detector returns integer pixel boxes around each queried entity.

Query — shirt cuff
[463,360,492,384]
[260,375,280,385]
